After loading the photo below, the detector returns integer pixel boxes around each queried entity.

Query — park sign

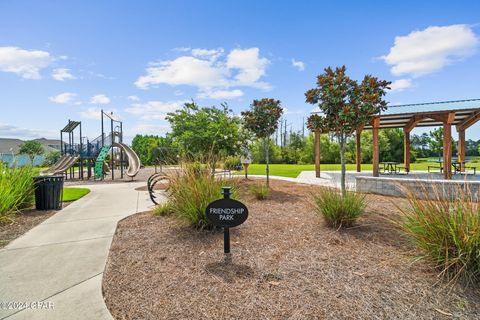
[206,198,248,228]
[206,187,248,253]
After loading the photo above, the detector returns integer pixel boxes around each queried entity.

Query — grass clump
[250,184,270,200]
[397,184,480,283]
[166,164,238,229]
[311,187,366,228]
[0,163,35,223]
[154,201,174,216]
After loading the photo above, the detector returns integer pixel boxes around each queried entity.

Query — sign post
[206,187,248,254]
[240,154,252,180]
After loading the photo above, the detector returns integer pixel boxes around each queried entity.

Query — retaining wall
[355,176,480,200]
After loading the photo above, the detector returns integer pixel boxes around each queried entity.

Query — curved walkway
[0,182,153,320]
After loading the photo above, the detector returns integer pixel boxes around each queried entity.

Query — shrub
[397,185,480,283]
[311,187,366,228]
[0,163,35,223]
[166,164,238,229]
[250,184,270,200]
[43,150,61,167]
[223,156,242,171]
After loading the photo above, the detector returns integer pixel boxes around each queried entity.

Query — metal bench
[459,166,477,175]
[427,165,443,173]
[395,165,409,174]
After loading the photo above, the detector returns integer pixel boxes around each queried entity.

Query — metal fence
[0,154,45,167]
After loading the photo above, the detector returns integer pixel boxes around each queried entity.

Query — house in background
[0,137,63,167]
[0,138,62,154]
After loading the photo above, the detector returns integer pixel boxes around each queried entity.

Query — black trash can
[33,175,64,210]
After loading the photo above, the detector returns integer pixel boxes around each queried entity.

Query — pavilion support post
[458,129,465,172]
[355,129,362,172]
[403,128,410,173]
[443,122,452,179]
[372,117,380,177]
[314,130,321,178]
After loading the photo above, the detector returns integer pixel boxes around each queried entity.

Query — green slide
[94,145,111,179]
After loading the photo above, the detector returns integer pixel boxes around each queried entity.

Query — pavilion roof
[363,108,480,129]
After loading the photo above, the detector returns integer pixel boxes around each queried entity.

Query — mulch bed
[103,179,480,320]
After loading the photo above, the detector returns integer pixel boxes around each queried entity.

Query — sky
[1,0,480,144]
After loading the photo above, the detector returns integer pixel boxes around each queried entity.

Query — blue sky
[1,0,480,143]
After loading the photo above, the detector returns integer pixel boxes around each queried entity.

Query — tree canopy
[18,140,44,162]
[306,66,390,194]
[166,101,248,164]
[242,98,283,186]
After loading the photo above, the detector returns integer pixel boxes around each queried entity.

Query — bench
[458,166,477,175]
[395,166,409,175]
[427,165,443,173]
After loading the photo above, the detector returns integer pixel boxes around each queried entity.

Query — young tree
[306,66,390,195]
[166,101,248,169]
[429,128,443,160]
[242,98,283,187]
[18,140,44,164]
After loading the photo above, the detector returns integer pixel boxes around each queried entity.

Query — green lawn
[63,187,90,202]
[240,162,480,178]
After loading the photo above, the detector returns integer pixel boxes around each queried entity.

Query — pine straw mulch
[103,179,480,320]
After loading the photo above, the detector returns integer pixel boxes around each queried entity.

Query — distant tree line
[130,101,480,167]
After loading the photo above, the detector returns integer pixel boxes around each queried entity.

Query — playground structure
[44,110,140,180]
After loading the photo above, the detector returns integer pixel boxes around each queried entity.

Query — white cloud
[191,48,224,60]
[135,47,271,94]
[125,100,184,120]
[127,95,140,101]
[291,59,305,71]
[0,46,53,79]
[79,107,117,120]
[198,89,244,100]
[0,123,57,139]
[226,48,270,89]
[90,94,110,104]
[389,79,413,92]
[49,92,76,104]
[135,56,229,89]
[174,90,184,96]
[52,68,75,81]
[382,24,479,77]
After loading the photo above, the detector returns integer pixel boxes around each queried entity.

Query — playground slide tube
[52,156,79,175]
[113,142,141,177]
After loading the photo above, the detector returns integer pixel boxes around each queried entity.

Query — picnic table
[380,162,400,174]
[427,160,477,175]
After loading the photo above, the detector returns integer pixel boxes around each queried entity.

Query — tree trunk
[339,135,346,197]
[265,137,270,187]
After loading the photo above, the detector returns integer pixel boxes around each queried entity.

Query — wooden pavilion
[314,103,480,180]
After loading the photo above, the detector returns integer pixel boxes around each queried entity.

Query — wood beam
[458,129,465,171]
[457,110,480,131]
[404,115,422,133]
[314,130,321,178]
[443,122,452,179]
[356,128,362,172]
[403,128,410,173]
[372,117,380,177]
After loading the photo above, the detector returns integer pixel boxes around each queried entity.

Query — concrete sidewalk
[0,182,153,320]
